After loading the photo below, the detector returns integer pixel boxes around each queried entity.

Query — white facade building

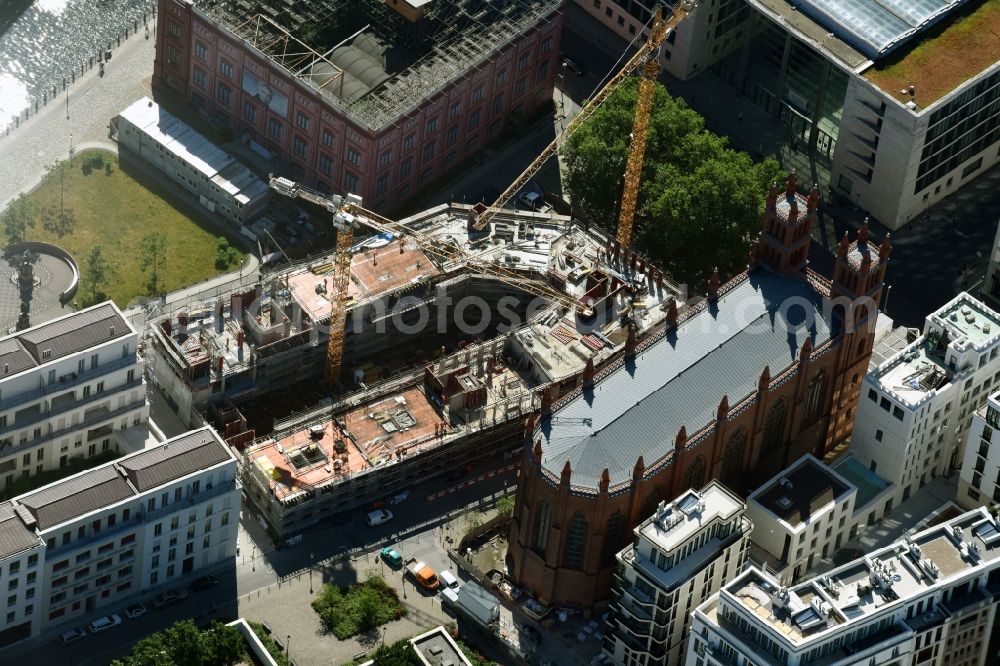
[747,455,856,584]
[116,97,269,226]
[688,506,1000,666]
[852,293,1000,522]
[957,391,1000,510]
[604,481,751,666]
[0,427,240,649]
[0,302,148,488]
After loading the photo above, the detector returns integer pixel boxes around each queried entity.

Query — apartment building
[747,455,857,584]
[0,302,148,488]
[957,390,1000,510]
[116,96,270,226]
[0,427,239,649]
[688,505,1000,666]
[852,293,1000,522]
[603,481,751,666]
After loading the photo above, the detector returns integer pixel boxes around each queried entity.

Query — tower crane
[471,2,693,250]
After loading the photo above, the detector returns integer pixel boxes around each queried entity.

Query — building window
[517,53,530,71]
[192,67,206,89]
[875,429,884,442]
[217,83,231,107]
[721,428,746,486]
[496,69,508,85]
[533,500,550,553]
[541,36,552,54]
[762,399,788,452]
[422,141,436,161]
[347,148,361,166]
[375,174,389,195]
[296,112,310,130]
[684,456,705,489]
[378,150,392,167]
[399,157,413,180]
[492,95,503,114]
[471,85,484,102]
[194,41,207,61]
[267,118,282,141]
[805,371,827,421]
[403,133,416,151]
[219,59,233,79]
[319,153,333,176]
[292,135,308,158]
[445,125,459,147]
[426,117,439,133]
[322,130,335,147]
[243,101,256,123]
[514,77,527,97]
[344,171,359,192]
[563,512,588,569]
[468,109,481,130]
[601,509,624,564]
[537,60,549,80]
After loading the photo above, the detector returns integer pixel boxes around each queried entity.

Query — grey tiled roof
[16,302,128,364]
[18,466,134,530]
[538,269,833,488]
[0,502,41,559]
[119,428,232,492]
[0,338,36,376]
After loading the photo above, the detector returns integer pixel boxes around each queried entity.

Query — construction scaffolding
[199,0,562,131]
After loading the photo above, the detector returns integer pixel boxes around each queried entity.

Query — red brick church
[507,174,891,609]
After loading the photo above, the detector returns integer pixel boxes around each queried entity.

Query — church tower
[751,171,819,277]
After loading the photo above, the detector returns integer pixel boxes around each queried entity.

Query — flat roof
[935,294,1000,348]
[119,97,269,205]
[537,267,833,489]
[834,455,891,509]
[751,455,853,527]
[869,325,914,368]
[794,0,977,60]
[874,340,950,406]
[748,0,869,70]
[862,0,1000,105]
[410,626,472,666]
[717,507,1000,647]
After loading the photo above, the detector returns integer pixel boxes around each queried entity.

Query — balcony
[4,393,146,455]
[143,479,239,523]
[4,377,144,434]
[0,355,141,415]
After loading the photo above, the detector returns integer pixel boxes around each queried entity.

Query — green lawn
[24,149,245,308]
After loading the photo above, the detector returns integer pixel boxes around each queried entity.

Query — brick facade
[507,176,892,610]
[153,0,562,212]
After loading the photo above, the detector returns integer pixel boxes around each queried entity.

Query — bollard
[89,56,93,67]
[117,35,120,47]
[43,93,46,104]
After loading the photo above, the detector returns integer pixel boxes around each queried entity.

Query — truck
[404,557,440,590]
[457,580,500,627]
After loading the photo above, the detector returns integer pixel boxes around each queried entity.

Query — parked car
[88,614,122,633]
[151,588,189,608]
[562,56,585,76]
[389,490,410,505]
[366,509,393,527]
[58,627,87,646]
[518,191,543,210]
[439,569,460,591]
[125,603,147,620]
[380,547,403,568]
[191,575,219,592]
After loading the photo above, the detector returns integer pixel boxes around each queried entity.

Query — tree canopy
[2,193,37,245]
[109,620,245,666]
[562,79,783,286]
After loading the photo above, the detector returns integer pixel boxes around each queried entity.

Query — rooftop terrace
[751,455,853,528]
[717,507,1000,647]
[933,294,1000,348]
[863,0,1000,106]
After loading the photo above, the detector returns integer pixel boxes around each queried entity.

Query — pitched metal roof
[18,465,134,531]
[118,428,233,492]
[0,502,41,559]
[538,269,833,489]
[0,338,36,376]
[16,302,129,364]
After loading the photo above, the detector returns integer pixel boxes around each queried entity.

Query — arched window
[762,399,788,452]
[721,428,746,486]
[533,500,550,553]
[683,456,705,490]
[601,509,625,564]
[805,371,827,420]
[564,512,588,569]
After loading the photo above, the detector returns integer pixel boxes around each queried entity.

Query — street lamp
[309,552,315,594]
[286,634,291,666]
[883,284,893,315]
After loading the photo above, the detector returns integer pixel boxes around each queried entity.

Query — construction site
[144,198,679,537]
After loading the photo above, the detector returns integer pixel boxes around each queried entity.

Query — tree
[214,236,240,269]
[370,640,423,666]
[42,205,77,238]
[495,495,514,520]
[140,232,168,296]
[85,245,114,304]
[110,619,246,666]
[562,79,783,285]
[2,193,37,244]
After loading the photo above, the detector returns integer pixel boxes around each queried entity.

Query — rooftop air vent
[777,496,793,510]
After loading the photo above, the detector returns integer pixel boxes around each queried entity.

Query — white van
[366,509,393,527]
[439,569,460,590]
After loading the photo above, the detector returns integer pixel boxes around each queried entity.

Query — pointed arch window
[563,512,588,569]
[533,500,550,553]
[762,399,788,452]
[805,371,827,421]
[721,428,746,486]
[601,509,625,564]
[684,456,705,490]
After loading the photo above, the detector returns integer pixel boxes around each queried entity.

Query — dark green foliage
[109,619,246,666]
[214,236,240,269]
[562,79,783,285]
[369,640,423,666]
[312,576,407,640]
[2,193,37,243]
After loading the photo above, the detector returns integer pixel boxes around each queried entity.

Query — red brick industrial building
[153,0,562,212]
[508,175,892,609]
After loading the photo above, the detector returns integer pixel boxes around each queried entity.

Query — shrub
[312,577,406,640]
[105,163,114,176]
[82,159,92,176]
[92,152,104,168]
